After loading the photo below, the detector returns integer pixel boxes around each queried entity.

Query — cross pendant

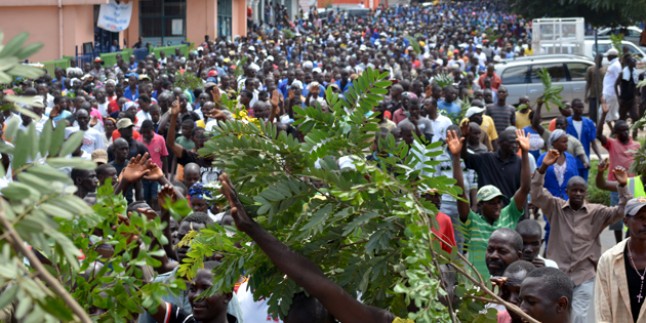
[638,294,643,303]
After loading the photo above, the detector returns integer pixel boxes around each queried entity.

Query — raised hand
[137,207,158,221]
[515,129,530,152]
[210,86,221,103]
[120,153,151,183]
[459,120,470,138]
[271,89,280,107]
[446,129,463,157]
[219,173,254,232]
[613,166,628,186]
[143,163,164,181]
[542,149,560,166]
[171,97,181,116]
[157,184,178,217]
[598,158,609,172]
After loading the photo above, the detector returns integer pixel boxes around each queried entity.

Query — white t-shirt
[572,120,583,140]
[236,280,282,323]
[135,110,151,128]
[429,115,453,143]
[65,127,107,154]
[603,58,622,99]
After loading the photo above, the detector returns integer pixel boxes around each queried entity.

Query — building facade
[0,0,248,62]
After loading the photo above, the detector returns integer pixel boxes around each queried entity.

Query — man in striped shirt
[447,128,531,280]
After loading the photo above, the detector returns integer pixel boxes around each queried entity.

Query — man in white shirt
[65,109,106,154]
[422,98,452,143]
[601,48,621,127]
[135,94,153,128]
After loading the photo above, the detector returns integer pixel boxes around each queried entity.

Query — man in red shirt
[478,64,502,90]
[598,103,641,242]
[422,189,457,253]
[138,119,169,209]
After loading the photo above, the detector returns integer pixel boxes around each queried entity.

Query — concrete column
[123,0,140,48]
[187,0,218,44]
[231,0,247,38]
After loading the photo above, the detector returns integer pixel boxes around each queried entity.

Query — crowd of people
[2,1,646,322]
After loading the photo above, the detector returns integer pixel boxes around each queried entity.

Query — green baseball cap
[476,185,505,203]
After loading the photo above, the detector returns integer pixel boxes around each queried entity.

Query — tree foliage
[0,32,181,322]
[185,68,513,322]
[508,0,644,27]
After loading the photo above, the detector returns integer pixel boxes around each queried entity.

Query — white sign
[97,0,133,33]
[171,19,183,36]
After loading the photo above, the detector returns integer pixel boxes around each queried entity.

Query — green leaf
[3,116,20,142]
[1,182,31,200]
[58,131,83,157]
[15,42,43,60]
[11,126,32,170]
[16,172,55,193]
[40,202,74,219]
[48,120,67,156]
[0,285,18,309]
[0,32,28,58]
[39,119,53,158]
[14,295,32,319]
[46,157,96,170]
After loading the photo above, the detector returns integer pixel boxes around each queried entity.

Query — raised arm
[219,174,394,323]
[531,149,561,222]
[595,158,617,192]
[598,166,631,227]
[597,104,609,148]
[447,130,471,223]
[512,129,531,211]
[165,98,184,158]
[531,99,546,136]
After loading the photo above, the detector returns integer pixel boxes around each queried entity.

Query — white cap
[290,80,303,90]
[606,48,619,56]
[465,106,486,118]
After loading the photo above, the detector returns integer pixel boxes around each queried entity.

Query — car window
[530,63,566,83]
[592,44,611,57]
[624,45,645,58]
[566,63,589,81]
[501,66,528,85]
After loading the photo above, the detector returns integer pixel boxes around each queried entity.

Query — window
[501,66,528,85]
[592,44,611,57]
[530,63,566,83]
[566,63,589,81]
[140,0,186,44]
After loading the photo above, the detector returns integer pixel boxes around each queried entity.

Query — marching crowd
[2,1,646,322]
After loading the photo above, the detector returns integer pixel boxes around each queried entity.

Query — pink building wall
[0,4,98,62]
[0,0,247,62]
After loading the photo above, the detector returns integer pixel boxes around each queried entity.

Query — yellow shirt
[515,109,532,129]
[461,115,498,141]
[393,318,415,323]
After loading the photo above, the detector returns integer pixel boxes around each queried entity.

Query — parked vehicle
[596,26,643,47]
[583,39,646,71]
[495,55,594,117]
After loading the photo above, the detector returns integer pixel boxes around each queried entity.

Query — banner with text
[97,0,133,32]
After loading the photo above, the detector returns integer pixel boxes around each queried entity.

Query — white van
[582,39,646,70]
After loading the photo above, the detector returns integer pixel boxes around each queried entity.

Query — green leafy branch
[536,68,564,111]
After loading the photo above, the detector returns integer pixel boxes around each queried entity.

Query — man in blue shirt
[437,85,461,119]
[565,98,601,181]
[123,73,140,101]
